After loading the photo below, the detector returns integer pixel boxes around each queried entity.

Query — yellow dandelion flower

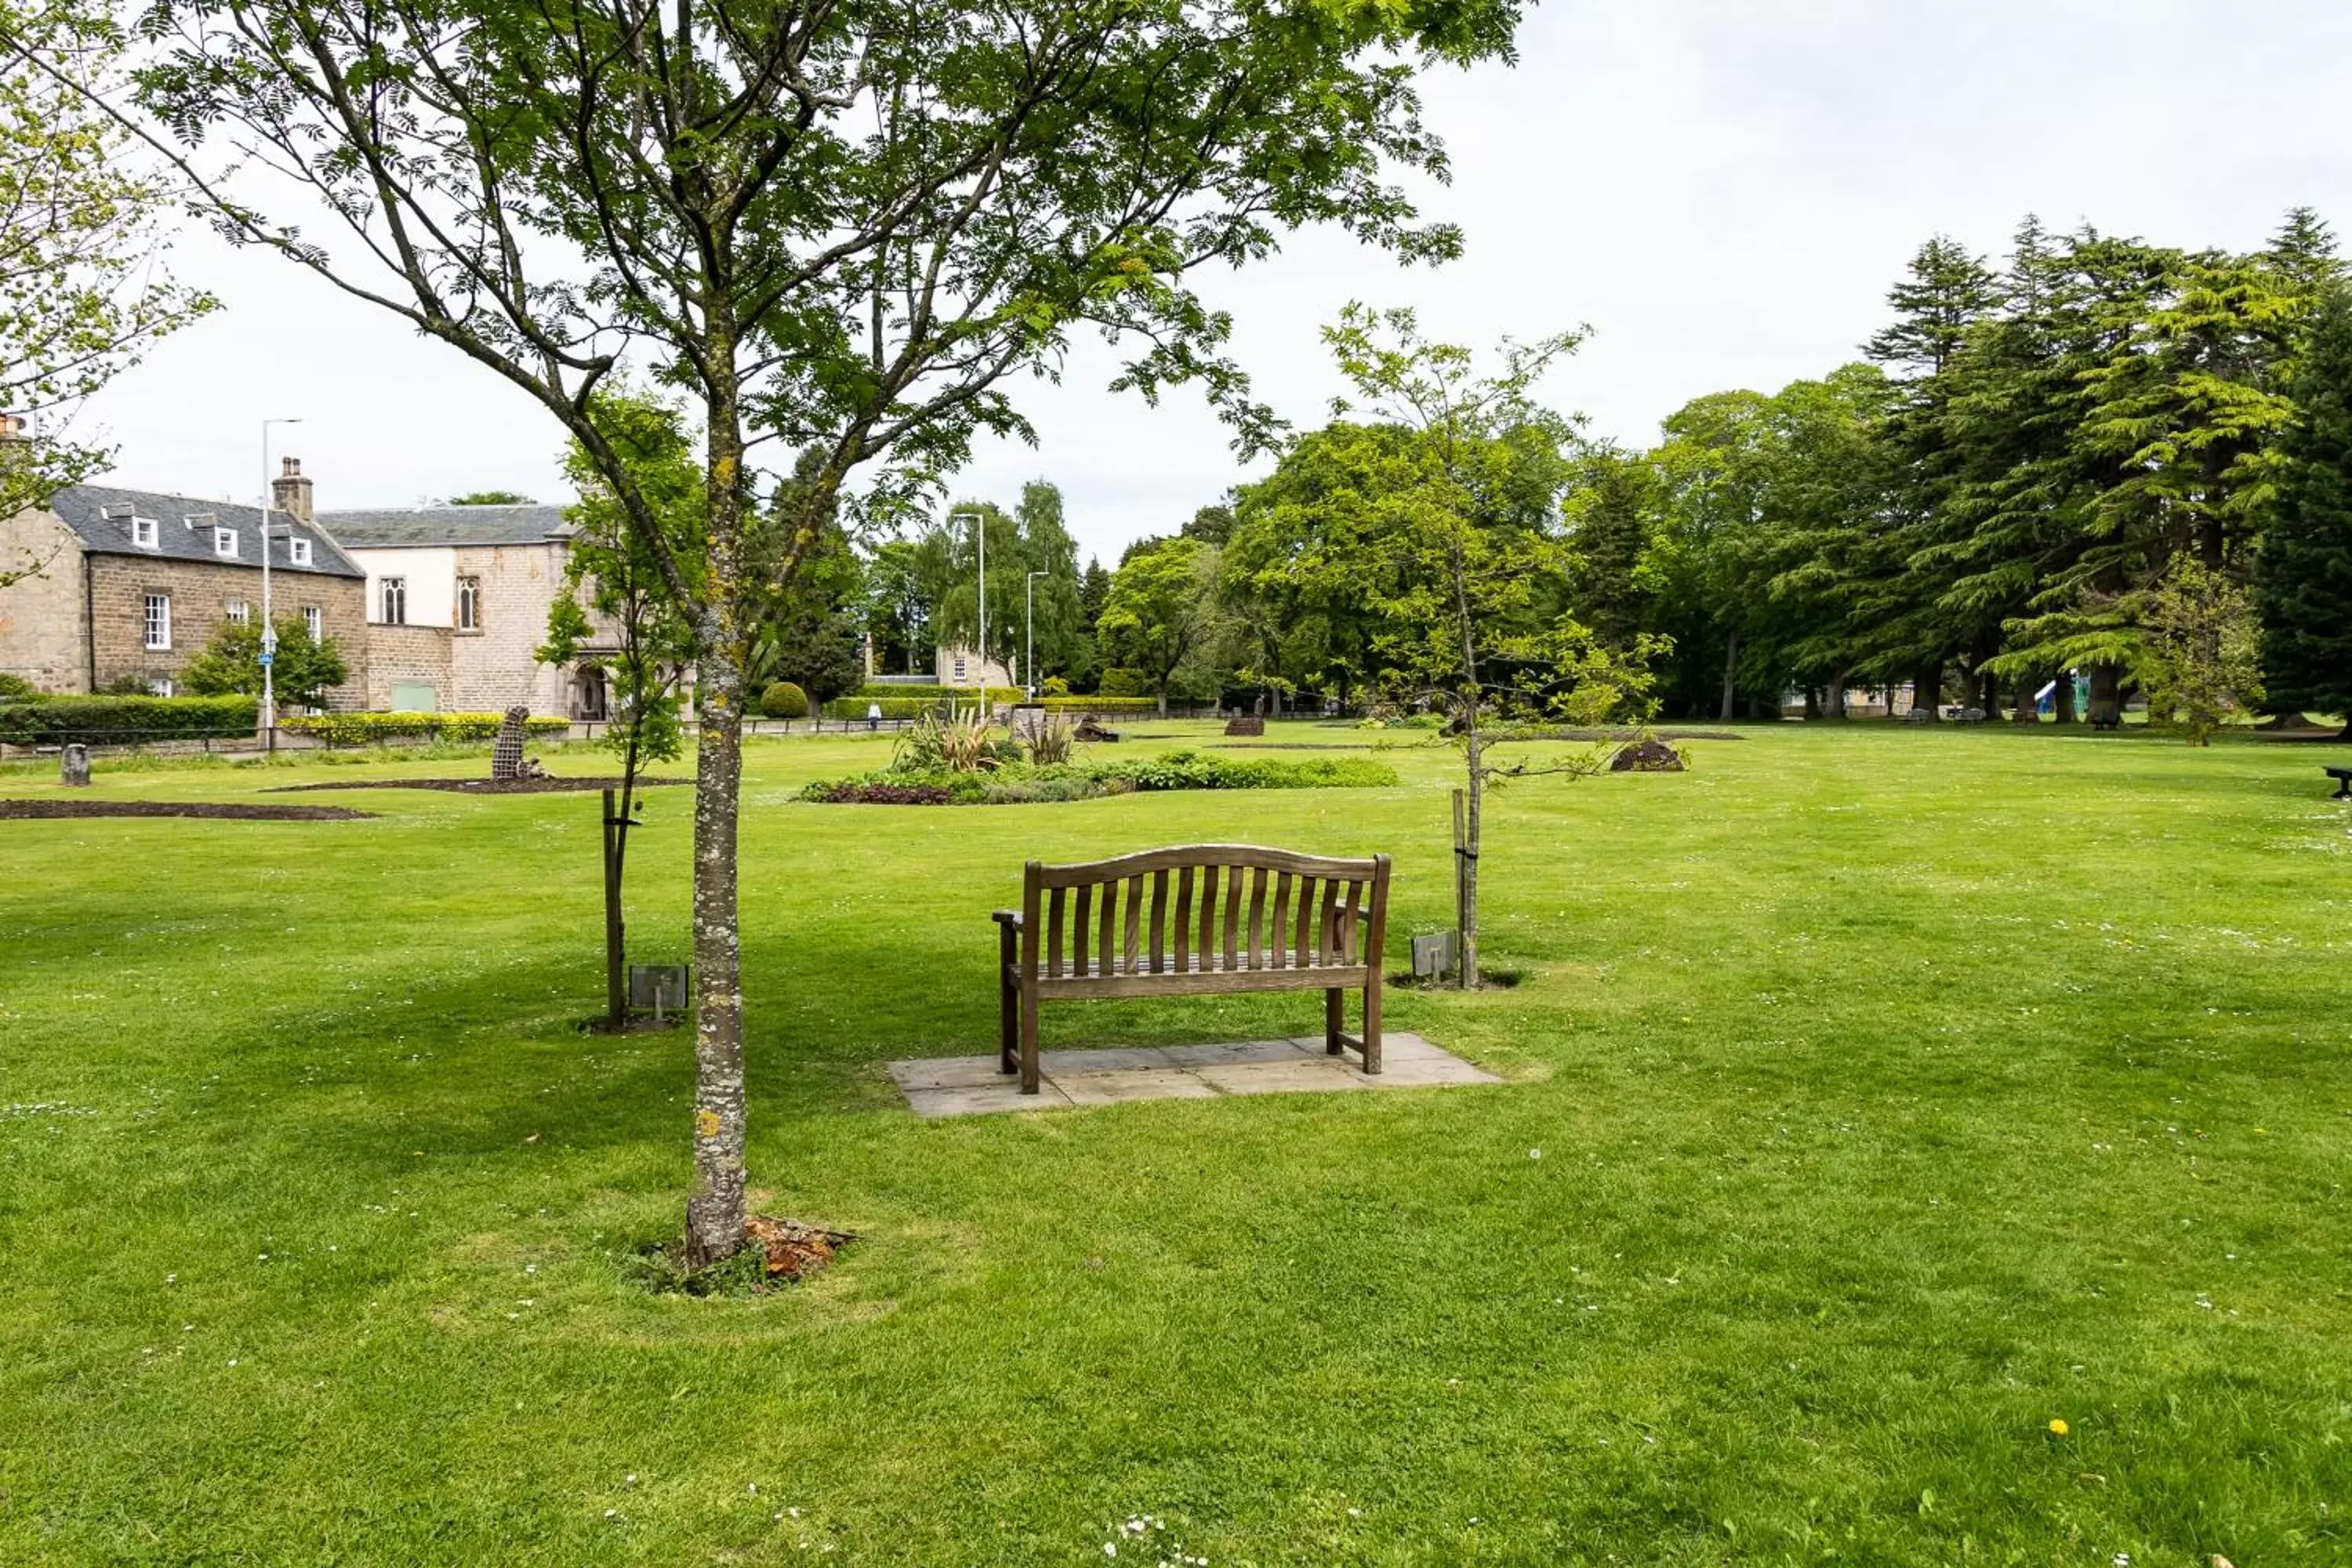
[2048,1418,2069,1437]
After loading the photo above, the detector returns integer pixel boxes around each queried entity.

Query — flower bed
[796,750,1396,805]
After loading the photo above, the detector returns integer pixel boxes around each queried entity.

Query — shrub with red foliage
[812,779,953,804]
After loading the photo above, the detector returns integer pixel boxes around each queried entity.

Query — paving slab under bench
[887,1032,1499,1118]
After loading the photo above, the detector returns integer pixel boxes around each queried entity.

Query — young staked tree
[1319,305,1653,989]
[2256,284,2352,735]
[541,391,702,1032]
[117,0,1533,1260]
[0,0,212,584]
[2138,556,2263,745]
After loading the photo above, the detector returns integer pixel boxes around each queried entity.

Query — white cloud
[76,2,2352,565]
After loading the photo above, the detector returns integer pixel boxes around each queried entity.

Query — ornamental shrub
[0,673,42,701]
[759,681,809,719]
[1040,675,1071,697]
[1096,667,1149,698]
[0,694,256,745]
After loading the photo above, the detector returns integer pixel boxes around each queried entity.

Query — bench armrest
[991,909,1024,930]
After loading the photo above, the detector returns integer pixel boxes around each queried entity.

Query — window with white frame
[303,604,322,641]
[456,575,481,631]
[226,599,249,625]
[379,576,407,625]
[213,526,238,559]
[132,516,158,550]
[289,536,313,567]
[147,676,173,698]
[143,593,171,650]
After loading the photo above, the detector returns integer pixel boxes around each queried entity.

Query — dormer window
[289,536,312,567]
[213,526,238,559]
[132,517,158,550]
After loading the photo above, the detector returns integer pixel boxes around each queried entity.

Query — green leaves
[0,0,215,548]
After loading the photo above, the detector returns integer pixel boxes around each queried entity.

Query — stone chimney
[0,412,25,441]
[272,456,314,522]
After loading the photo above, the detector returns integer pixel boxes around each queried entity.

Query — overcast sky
[74,0,2352,567]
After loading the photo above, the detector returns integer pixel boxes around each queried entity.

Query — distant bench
[2328,766,2351,801]
[993,844,1392,1093]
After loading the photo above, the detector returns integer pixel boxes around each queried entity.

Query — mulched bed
[745,1217,855,1283]
[267,776,693,795]
[0,798,374,821]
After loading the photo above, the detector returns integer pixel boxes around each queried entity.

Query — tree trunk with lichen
[684,361,751,1268]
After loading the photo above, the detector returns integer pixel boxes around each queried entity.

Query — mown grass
[2,722,2347,1566]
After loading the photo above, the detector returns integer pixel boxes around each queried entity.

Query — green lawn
[2,724,2347,1566]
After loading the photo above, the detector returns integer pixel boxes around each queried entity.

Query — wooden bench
[2328,766,2352,800]
[993,845,1391,1094]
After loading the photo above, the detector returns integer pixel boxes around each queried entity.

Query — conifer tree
[2256,285,2352,735]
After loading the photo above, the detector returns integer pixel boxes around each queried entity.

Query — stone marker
[59,743,91,786]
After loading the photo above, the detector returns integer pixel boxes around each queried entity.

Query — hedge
[0,695,257,745]
[1040,696,1160,713]
[278,711,574,746]
[844,684,1022,703]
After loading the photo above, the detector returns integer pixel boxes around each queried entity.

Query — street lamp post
[259,417,303,746]
[1025,571,1047,699]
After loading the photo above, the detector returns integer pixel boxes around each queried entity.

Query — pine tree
[1856,234,2001,702]
[1866,235,2000,377]
[2256,284,2352,732]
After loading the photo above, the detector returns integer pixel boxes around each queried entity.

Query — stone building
[311,489,619,717]
[0,476,368,700]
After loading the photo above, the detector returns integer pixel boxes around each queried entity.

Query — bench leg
[1019,983,1042,1094]
[2336,778,2352,801]
[998,924,1018,1075]
[1361,973,1382,1076]
[1325,987,1345,1055]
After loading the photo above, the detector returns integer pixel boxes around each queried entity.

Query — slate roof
[48,484,365,579]
[316,503,573,549]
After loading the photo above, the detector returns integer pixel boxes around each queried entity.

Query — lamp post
[259,417,303,746]
[946,503,988,699]
[1025,571,1047,699]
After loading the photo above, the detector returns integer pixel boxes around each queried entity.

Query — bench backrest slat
[1223,868,1243,971]
[1246,866,1268,970]
[1270,873,1292,970]
[1149,869,1170,974]
[1023,845,1388,981]
[1173,866,1195,973]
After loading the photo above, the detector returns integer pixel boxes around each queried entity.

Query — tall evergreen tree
[2256,284,2352,734]
[1866,235,2000,377]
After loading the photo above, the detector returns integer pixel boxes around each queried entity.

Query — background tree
[1096,535,1229,713]
[1226,423,1426,710]
[0,0,212,584]
[180,615,347,708]
[2255,284,2352,735]
[444,489,536,506]
[541,391,701,1032]
[125,0,1534,1261]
